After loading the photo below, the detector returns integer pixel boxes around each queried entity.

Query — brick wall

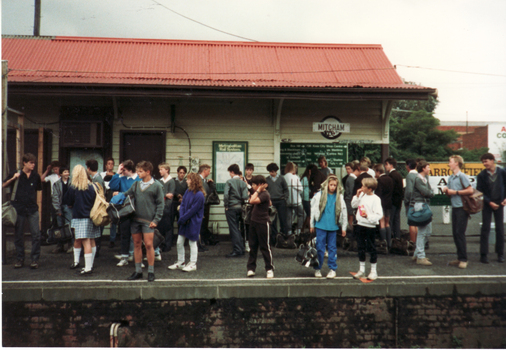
[462,126,488,150]
[3,295,506,348]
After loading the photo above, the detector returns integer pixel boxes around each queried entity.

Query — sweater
[158,176,176,208]
[403,171,418,206]
[477,166,506,205]
[223,176,249,209]
[109,173,141,193]
[408,175,434,205]
[177,190,205,241]
[123,180,165,225]
[63,184,97,219]
[351,192,383,228]
[266,174,289,201]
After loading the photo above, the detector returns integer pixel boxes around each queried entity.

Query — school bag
[90,183,111,226]
[459,177,483,215]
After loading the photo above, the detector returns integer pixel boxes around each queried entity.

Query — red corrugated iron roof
[2,35,432,90]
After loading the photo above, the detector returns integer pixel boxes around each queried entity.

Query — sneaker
[182,263,197,272]
[14,260,24,269]
[117,258,129,267]
[247,270,255,277]
[168,261,186,270]
[245,241,250,253]
[324,250,328,258]
[30,261,39,269]
[266,270,274,279]
[448,259,460,266]
[114,254,123,260]
[315,270,322,278]
[155,254,162,262]
[326,270,336,279]
[353,271,365,279]
[458,261,468,269]
[367,271,378,280]
[128,255,134,262]
[416,258,432,266]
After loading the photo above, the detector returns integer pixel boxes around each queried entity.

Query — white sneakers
[247,270,255,277]
[367,271,378,280]
[315,270,322,278]
[326,270,336,279]
[144,255,162,262]
[266,270,274,279]
[168,261,186,270]
[182,263,197,272]
[353,271,365,279]
[117,258,128,267]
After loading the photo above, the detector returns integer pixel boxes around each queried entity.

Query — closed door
[121,131,166,179]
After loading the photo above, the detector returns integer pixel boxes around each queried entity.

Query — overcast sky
[2,0,506,123]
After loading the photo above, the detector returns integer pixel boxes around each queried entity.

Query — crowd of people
[3,152,505,281]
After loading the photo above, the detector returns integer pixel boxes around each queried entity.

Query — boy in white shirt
[351,177,383,280]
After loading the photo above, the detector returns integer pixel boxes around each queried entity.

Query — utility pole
[34,0,41,36]
[466,111,468,134]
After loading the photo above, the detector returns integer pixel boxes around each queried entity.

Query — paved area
[3,208,506,285]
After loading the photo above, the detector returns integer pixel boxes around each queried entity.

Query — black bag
[295,240,319,268]
[275,233,296,249]
[206,189,221,205]
[152,228,165,248]
[390,237,415,256]
[47,224,74,243]
[107,195,136,225]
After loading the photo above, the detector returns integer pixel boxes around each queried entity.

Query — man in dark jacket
[477,153,506,263]
[385,157,404,239]
[198,164,215,250]
[374,164,394,249]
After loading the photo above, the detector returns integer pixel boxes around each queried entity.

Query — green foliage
[454,147,489,162]
[452,335,463,348]
[389,93,459,161]
[348,143,382,163]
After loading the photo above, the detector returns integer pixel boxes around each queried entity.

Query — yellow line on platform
[3,275,506,284]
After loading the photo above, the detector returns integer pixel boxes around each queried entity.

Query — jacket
[310,191,347,231]
[284,172,303,206]
[51,178,71,214]
[177,189,205,241]
[408,175,434,205]
[477,166,506,205]
[223,177,249,209]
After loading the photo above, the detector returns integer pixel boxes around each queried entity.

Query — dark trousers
[158,204,174,249]
[14,211,40,262]
[480,203,505,256]
[356,225,377,263]
[390,204,402,239]
[200,204,211,243]
[247,221,274,272]
[226,207,244,254]
[271,199,288,237]
[302,200,311,219]
[120,217,132,256]
[452,207,469,261]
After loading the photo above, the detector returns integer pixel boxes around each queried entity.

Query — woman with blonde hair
[63,164,101,275]
[168,172,206,272]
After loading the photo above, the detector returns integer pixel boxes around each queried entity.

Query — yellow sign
[429,163,484,177]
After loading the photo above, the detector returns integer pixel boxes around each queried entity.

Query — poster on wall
[212,141,248,193]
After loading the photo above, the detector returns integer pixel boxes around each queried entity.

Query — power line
[396,64,506,77]
[151,0,257,42]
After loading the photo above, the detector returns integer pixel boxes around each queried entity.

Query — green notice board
[280,143,348,171]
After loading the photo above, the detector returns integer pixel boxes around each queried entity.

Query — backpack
[90,183,111,226]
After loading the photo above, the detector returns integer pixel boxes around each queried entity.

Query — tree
[389,87,459,161]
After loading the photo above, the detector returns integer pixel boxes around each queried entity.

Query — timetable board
[280,143,348,171]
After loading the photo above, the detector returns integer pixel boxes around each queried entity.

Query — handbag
[459,177,483,215]
[47,224,74,243]
[152,228,165,248]
[295,239,319,268]
[206,189,220,205]
[407,202,433,227]
[276,233,296,249]
[2,173,20,227]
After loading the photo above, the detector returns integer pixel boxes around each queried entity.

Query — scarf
[318,175,342,224]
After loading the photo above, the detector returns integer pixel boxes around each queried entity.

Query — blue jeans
[109,223,117,242]
[414,222,432,259]
[14,211,40,262]
[226,207,244,254]
[287,204,304,234]
[315,228,337,271]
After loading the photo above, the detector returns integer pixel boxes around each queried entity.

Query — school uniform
[388,168,404,239]
[247,191,274,272]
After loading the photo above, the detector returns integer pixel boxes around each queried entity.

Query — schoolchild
[63,165,100,275]
[300,165,312,220]
[385,157,403,240]
[123,161,164,282]
[344,162,360,230]
[403,159,419,243]
[41,160,61,232]
[198,164,215,249]
[374,163,394,250]
[353,163,372,197]
[86,159,105,254]
[168,172,206,272]
[51,167,73,253]
[157,163,176,253]
[265,163,289,243]
[284,162,304,235]
[442,155,473,268]
[351,177,383,280]
[310,175,347,279]
[318,155,333,178]
[242,163,255,252]
[224,164,249,257]
[100,157,118,248]
[247,175,275,279]
[360,157,376,178]
[109,160,141,267]
[169,166,188,248]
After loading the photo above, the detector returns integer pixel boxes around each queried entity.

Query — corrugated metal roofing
[2,35,430,90]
